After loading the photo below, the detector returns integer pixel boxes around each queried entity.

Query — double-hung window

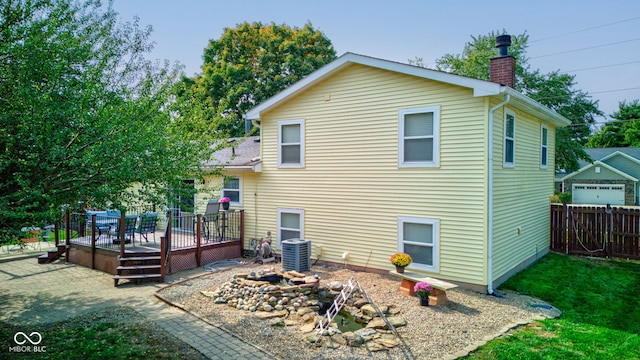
[398,216,439,272]
[399,106,440,167]
[277,208,304,248]
[504,110,515,167]
[278,119,304,168]
[222,177,241,206]
[540,125,548,169]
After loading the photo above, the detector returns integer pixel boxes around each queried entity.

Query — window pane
[404,138,433,162]
[223,190,240,203]
[224,178,240,189]
[405,244,433,266]
[541,147,547,166]
[405,113,433,137]
[505,115,514,138]
[505,139,514,163]
[403,222,433,244]
[281,145,301,163]
[542,128,548,145]
[281,230,300,241]
[282,124,300,143]
[281,213,300,229]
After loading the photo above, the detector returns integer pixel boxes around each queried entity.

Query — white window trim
[398,216,439,273]
[398,105,440,168]
[276,208,304,249]
[540,124,548,169]
[503,109,515,168]
[278,119,305,168]
[221,176,242,206]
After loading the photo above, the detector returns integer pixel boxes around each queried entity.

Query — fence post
[606,204,613,258]
[65,209,70,262]
[166,211,172,274]
[119,212,125,258]
[564,204,569,255]
[196,214,201,267]
[91,214,96,269]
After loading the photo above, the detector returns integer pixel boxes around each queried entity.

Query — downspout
[487,93,510,295]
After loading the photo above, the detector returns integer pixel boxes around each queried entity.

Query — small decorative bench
[389,270,458,305]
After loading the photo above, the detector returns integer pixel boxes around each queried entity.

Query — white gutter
[487,93,510,295]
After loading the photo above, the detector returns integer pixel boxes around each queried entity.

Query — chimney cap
[495,34,512,57]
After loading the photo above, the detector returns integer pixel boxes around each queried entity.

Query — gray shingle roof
[204,136,261,169]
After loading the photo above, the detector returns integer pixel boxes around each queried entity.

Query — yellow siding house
[227,52,569,293]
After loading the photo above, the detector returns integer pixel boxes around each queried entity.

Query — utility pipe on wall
[487,94,510,295]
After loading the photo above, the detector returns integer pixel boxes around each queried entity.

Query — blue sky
[111,0,640,123]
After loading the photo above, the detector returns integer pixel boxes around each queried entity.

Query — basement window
[398,216,439,272]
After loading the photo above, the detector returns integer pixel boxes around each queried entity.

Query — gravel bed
[158,261,560,360]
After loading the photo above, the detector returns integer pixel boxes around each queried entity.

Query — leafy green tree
[436,31,602,172]
[0,0,221,238]
[175,21,336,137]
[587,100,640,147]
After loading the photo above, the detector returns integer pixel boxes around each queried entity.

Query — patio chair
[202,200,221,241]
[111,214,137,245]
[137,212,158,245]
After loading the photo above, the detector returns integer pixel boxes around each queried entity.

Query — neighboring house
[208,46,570,292]
[557,147,640,206]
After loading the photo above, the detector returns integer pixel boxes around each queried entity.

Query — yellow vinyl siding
[491,105,557,283]
[197,172,261,249]
[257,64,488,285]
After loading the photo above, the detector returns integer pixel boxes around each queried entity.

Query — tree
[175,21,336,137]
[436,31,602,172]
[0,0,221,239]
[587,100,640,147]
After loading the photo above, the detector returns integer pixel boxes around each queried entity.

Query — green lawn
[0,307,206,359]
[467,253,640,359]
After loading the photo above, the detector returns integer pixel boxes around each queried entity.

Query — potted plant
[218,197,231,210]
[389,252,412,273]
[414,281,433,306]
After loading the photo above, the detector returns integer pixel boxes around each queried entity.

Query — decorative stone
[387,316,407,328]
[254,310,288,319]
[300,323,316,333]
[342,332,364,347]
[275,305,284,311]
[297,307,314,317]
[375,338,401,348]
[263,304,273,312]
[353,299,369,308]
[365,318,387,329]
[354,328,377,338]
[328,281,343,291]
[360,304,377,317]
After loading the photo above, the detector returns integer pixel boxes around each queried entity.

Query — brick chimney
[489,34,516,88]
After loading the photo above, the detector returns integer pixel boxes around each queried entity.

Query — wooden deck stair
[38,244,66,264]
[114,252,163,286]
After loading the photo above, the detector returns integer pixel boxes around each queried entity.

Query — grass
[0,307,206,359]
[467,253,640,359]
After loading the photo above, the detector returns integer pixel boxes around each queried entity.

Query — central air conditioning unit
[281,238,311,272]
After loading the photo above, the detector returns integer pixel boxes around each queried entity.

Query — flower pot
[395,266,405,274]
[419,296,429,306]
[222,202,230,210]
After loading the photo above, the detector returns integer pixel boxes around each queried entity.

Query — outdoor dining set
[85,210,158,246]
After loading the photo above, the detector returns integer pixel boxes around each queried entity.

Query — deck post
[239,210,245,246]
[166,211,172,274]
[64,210,70,263]
[119,212,125,258]
[196,214,201,267]
[91,214,96,269]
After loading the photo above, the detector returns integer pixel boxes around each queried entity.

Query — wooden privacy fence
[550,204,640,259]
